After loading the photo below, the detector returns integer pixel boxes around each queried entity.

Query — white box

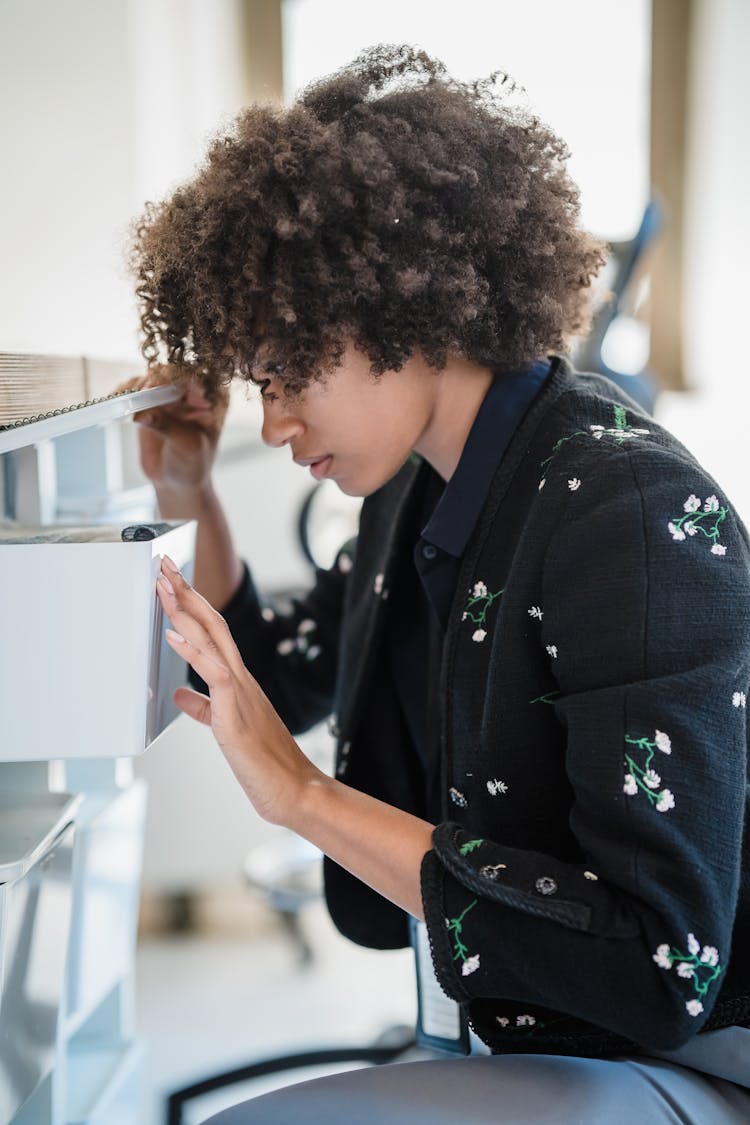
[0,520,195,761]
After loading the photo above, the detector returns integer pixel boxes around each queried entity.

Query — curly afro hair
[130,44,606,400]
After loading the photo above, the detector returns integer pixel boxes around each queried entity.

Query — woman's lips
[294,453,333,480]
[309,455,333,480]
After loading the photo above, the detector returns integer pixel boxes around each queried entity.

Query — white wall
[0,0,246,360]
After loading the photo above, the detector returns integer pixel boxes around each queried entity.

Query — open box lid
[0,791,81,884]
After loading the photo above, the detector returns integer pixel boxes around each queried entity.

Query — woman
[128,46,750,1123]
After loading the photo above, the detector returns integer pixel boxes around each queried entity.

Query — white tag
[413,920,463,1041]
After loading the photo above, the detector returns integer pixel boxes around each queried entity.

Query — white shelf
[0,386,181,454]
[65,1040,143,1124]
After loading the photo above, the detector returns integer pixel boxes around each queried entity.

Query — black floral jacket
[201,357,750,1057]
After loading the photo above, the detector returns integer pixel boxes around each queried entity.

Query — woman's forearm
[155,481,244,612]
[288,772,434,921]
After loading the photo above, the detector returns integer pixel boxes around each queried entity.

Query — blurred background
[1,1,748,1121]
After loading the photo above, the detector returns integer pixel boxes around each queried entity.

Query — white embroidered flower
[686,1000,704,1018]
[472,628,487,643]
[687,933,701,956]
[298,618,316,635]
[305,645,322,661]
[583,870,599,881]
[643,769,661,790]
[461,612,468,621]
[684,495,701,513]
[568,478,581,491]
[668,521,686,542]
[711,543,727,556]
[701,946,719,967]
[733,692,747,709]
[654,730,672,755]
[449,787,468,808]
[516,1014,536,1027]
[704,495,720,512]
[590,425,605,439]
[656,789,675,813]
[479,863,508,880]
[472,581,488,598]
[486,778,508,796]
[276,638,296,655]
[373,572,385,595]
[462,954,480,976]
[685,521,698,536]
[538,478,546,490]
[261,606,275,622]
[546,644,558,659]
[496,1017,510,1027]
[676,961,695,979]
[623,773,638,796]
[338,553,353,573]
[528,606,543,620]
[653,944,673,970]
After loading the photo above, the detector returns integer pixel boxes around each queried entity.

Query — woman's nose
[261,399,305,448]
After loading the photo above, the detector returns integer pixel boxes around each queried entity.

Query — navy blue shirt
[385,360,551,817]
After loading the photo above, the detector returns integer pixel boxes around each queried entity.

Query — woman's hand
[156,554,322,826]
[114,366,230,495]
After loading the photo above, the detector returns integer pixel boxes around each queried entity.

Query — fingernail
[158,573,175,595]
[162,555,179,574]
[166,628,185,643]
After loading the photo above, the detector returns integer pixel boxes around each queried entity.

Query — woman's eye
[261,390,279,403]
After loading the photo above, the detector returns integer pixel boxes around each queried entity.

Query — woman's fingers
[172,685,213,726]
[157,558,247,679]
[163,623,234,696]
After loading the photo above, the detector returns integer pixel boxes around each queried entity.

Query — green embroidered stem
[529,690,560,705]
[661,945,723,1001]
[623,732,674,812]
[459,839,483,856]
[462,587,504,628]
[613,404,628,430]
[668,505,728,543]
[448,899,477,963]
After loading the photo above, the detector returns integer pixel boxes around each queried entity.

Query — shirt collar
[421,359,551,558]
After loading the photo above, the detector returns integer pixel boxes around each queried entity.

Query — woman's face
[259,343,440,497]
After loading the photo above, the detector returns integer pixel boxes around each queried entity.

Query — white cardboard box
[0,520,195,761]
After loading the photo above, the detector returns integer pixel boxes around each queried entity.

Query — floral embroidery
[733,691,747,708]
[568,478,581,491]
[276,617,322,661]
[459,838,483,856]
[546,644,558,659]
[461,581,504,643]
[623,731,676,813]
[449,787,468,808]
[447,899,479,974]
[528,606,543,620]
[516,1014,536,1027]
[486,778,508,796]
[479,863,507,880]
[583,870,598,881]
[261,606,275,622]
[652,932,723,1016]
[338,552,353,573]
[667,493,728,553]
[538,478,546,490]
[540,405,650,475]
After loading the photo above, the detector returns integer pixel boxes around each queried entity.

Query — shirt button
[421,543,438,560]
[535,876,557,896]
